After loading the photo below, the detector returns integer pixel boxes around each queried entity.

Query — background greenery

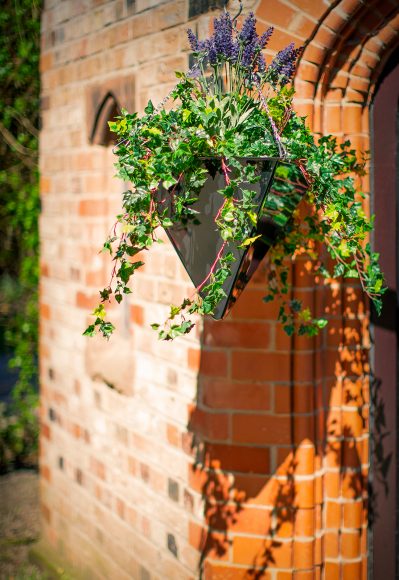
[0,0,41,472]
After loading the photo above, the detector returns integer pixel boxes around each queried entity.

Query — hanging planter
[84,9,385,341]
[157,156,304,319]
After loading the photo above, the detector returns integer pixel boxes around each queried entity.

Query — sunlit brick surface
[39,0,399,577]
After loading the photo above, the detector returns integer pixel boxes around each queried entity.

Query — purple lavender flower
[257,52,266,74]
[187,29,207,52]
[213,12,234,59]
[187,29,199,51]
[241,43,255,68]
[206,39,218,66]
[259,27,273,49]
[231,40,240,63]
[239,12,257,45]
[269,43,302,85]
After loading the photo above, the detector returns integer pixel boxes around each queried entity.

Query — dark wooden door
[371,56,399,579]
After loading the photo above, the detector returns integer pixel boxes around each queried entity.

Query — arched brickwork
[194,2,399,578]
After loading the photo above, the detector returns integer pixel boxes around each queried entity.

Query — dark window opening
[90,92,120,147]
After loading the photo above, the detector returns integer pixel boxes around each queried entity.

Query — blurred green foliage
[0,0,41,472]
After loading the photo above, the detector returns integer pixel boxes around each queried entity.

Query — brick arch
[293,0,399,131]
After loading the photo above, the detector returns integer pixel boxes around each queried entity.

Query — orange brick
[343,561,362,580]
[75,291,98,310]
[78,199,108,216]
[325,471,340,498]
[204,561,271,579]
[324,531,339,558]
[294,479,314,509]
[293,539,314,569]
[341,530,361,559]
[130,304,144,325]
[189,522,229,560]
[295,508,314,536]
[230,507,273,535]
[294,444,315,475]
[325,501,341,528]
[325,562,340,580]
[343,500,363,528]
[166,423,180,447]
[342,470,363,499]
[233,536,292,567]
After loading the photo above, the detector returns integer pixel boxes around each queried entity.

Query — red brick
[204,320,271,349]
[202,378,270,411]
[200,351,228,377]
[232,414,291,445]
[188,406,229,441]
[275,385,291,413]
[204,443,270,474]
[232,352,290,382]
[230,288,280,320]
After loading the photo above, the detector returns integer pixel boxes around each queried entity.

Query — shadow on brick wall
[186,268,390,578]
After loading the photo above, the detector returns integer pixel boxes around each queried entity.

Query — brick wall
[39,0,399,578]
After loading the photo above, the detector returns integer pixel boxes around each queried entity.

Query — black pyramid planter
[157,157,303,319]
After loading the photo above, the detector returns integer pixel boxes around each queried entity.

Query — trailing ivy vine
[0,0,41,471]
[85,11,384,342]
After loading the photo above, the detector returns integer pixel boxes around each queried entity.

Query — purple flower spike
[187,29,199,51]
[259,27,274,49]
[213,12,234,59]
[241,43,255,68]
[239,12,257,44]
[206,39,218,66]
[269,43,302,85]
[258,53,266,74]
[231,40,240,63]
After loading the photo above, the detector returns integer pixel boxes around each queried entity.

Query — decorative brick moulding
[37,0,399,578]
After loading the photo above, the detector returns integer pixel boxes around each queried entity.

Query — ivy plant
[85,11,384,341]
